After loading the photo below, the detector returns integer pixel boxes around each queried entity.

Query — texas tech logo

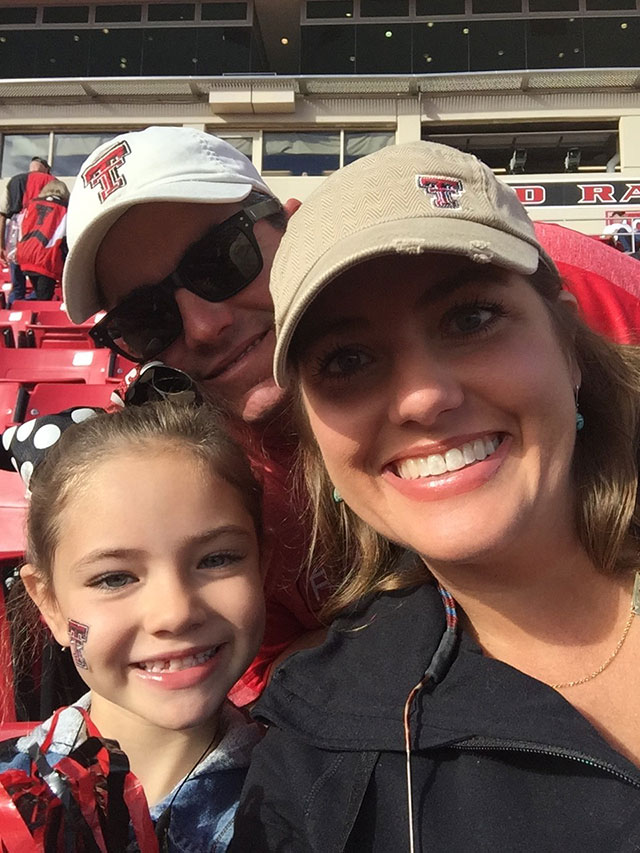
[416,176,464,209]
[82,140,131,203]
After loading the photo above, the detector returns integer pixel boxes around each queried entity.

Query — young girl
[1,401,265,851]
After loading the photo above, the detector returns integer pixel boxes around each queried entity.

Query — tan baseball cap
[63,126,273,323]
[271,140,556,387]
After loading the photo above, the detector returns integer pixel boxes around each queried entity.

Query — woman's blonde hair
[292,264,640,621]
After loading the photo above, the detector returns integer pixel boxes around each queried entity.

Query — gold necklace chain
[551,571,640,690]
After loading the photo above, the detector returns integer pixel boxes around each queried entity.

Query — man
[0,156,52,305]
[62,126,326,705]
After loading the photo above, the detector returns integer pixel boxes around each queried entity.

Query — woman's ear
[20,564,68,648]
[558,289,579,315]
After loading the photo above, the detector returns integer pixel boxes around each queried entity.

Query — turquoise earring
[332,487,343,503]
[575,385,585,432]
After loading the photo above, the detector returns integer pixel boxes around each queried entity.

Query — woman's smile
[296,253,580,564]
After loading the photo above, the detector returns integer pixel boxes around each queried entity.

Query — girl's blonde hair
[292,264,640,621]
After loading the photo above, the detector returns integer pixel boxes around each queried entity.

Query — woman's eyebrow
[297,316,367,354]
[417,267,511,307]
[298,268,511,353]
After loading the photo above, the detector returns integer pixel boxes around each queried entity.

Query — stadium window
[0,30,39,78]
[583,16,638,65]
[472,0,521,12]
[89,27,143,75]
[195,27,252,74]
[526,17,584,68]
[42,6,89,24]
[301,24,355,73]
[424,126,618,175]
[218,136,253,159]
[53,133,120,177]
[344,131,394,165]
[262,132,340,176]
[469,19,525,71]
[416,0,465,14]
[361,0,410,16]
[141,27,197,74]
[1,134,50,178]
[201,3,248,21]
[585,0,635,8]
[95,5,143,23]
[528,0,578,9]
[306,0,354,17]
[36,29,91,77]
[147,4,195,22]
[356,23,412,73]
[412,21,470,73]
[0,7,37,25]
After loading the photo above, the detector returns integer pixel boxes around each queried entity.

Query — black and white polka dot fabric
[2,408,101,490]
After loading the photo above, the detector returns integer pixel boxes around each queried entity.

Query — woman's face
[295,253,580,568]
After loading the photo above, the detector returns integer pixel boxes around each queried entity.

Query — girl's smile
[38,449,265,736]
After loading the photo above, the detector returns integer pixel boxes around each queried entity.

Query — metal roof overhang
[0,68,638,103]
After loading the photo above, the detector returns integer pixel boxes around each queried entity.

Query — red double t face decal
[416,175,464,209]
[82,140,131,203]
[67,619,90,669]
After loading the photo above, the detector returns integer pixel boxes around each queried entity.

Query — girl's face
[296,254,580,569]
[33,447,264,735]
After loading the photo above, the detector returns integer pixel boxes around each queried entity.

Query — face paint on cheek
[67,619,90,670]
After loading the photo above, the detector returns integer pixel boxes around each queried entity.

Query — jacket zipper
[448,737,640,789]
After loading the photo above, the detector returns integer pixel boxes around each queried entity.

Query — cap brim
[273,216,556,387]
[63,180,257,323]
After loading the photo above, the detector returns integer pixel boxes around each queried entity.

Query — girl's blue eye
[91,573,136,591]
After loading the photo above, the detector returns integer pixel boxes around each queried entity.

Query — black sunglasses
[90,197,282,362]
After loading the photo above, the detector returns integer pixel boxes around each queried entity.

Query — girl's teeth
[396,436,502,480]
[139,646,217,672]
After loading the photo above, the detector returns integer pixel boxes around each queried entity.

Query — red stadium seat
[0,348,115,385]
[0,309,34,348]
[0,470,26,562]
[25,383,117,418]
[11,300,64,314]
[0,382,27,430]
[0,722,38,737]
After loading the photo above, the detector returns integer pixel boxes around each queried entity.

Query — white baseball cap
[63,126,273,323]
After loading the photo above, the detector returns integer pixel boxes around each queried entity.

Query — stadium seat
[0,470,26,561]
[0,382,27,430]
[0,348,115,385]
[25,383,117,418]
[0,309,34,348]
[11,299,64,314]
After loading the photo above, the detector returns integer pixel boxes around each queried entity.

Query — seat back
[0,348,114,385]
[25,383,116,419]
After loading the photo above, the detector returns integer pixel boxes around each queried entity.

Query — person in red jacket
[16,178,69,301]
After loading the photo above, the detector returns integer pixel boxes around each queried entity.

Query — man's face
[96,199,296,423]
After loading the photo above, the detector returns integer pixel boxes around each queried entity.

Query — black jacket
[231,584,640,853]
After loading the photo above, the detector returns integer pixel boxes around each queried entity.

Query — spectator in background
[16,178,69,301]
[602,211,633,254]
[0,156,52,306]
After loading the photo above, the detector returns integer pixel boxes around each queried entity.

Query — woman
[231,142,640,852]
